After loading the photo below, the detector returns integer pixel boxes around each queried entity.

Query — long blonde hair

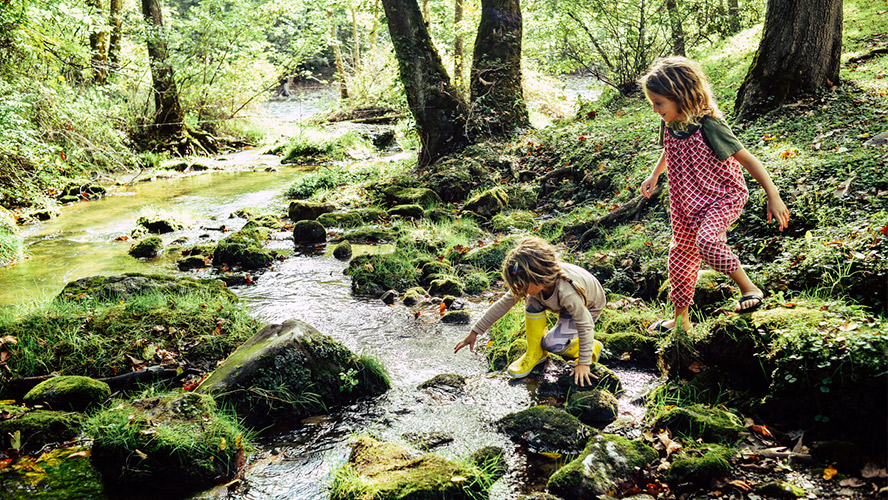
[502,237,585,301]
[638,56,721,126]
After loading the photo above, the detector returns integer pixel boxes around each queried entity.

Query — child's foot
[647,318,692,332]
[735,290,764,314]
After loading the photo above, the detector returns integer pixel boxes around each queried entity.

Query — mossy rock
[136,215,183,234]
[658,270,735,312]
[755,480,807,498]
[459,237,518,272]
[565,389,619,427]
[88,392,244,493]
[422,157,486,203]
[490,211,536,232]
[402,287,427,306]
[668,444,734,484]
[333,240,353,260]
[128,236,163,258]
[420,260,454,280]
[504,184,538,210]
[177,255,209,271]
[0,405,83,453]
[596,331,658,366]
[388,204,425,219]
[428,276,464,296]
[330,436,491,500]
[24,375,111,412]
[317,211,365,228]
[57,274,236,302]
[649,404,744,443]
[346,253,419,295]
[382,186,441,208]
[293,219,327,244]
[0,446,106,499]
[213,227,274,269]
[196,319,390,428]
[417,374,466,391]
[463,187,509,218]
[547,433,658,498]
[288,200,335,221]
[463,271,491,294]
[353,207,388,222]
[537,363,623,397]
[441,311,471,324]
[497,406,592,455]
[243,214,284,231]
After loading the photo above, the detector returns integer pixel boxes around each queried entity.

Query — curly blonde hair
[638,56,722,126]
[502,237,570,298]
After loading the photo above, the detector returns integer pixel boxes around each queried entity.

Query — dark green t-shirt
[658,115,745,161]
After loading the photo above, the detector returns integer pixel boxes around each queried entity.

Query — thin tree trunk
[381,0,469,166]
[108,0,123,72]
[666,0,685,56]
[454,0,464,89]
[88,0,108,83]
[735,0,842,118]
[469,0,529,136]
[422,0,431,23]
[142,0,183,136]
[370,0,380,48]
[326,9,349,100]
[351,6,360,70]
[728,0,741,34]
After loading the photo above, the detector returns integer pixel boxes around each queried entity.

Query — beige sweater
[471,262,606,365]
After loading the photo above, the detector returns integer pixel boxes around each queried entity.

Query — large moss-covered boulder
[293,219,327,244]
[498,406,592,455]
[212,226,274,269]
[128,236,163,258]
[459,237,518,272]
[463,187,509,218]
[288,200,335,221]
[649,404,745,443]
[596,331,659,366]
[388,204,424,219]
[88,392,245,493]
[428,276,464,296]
[196,319,389,428]
[423,157,485,202]
[0,446,106,499]
[330,436,494,500]
[536,363,623,398]
[136,215,183,234]
[667,445,734,484]
[0,404,83,453]
[565,389,619,427]
[317,211,365,228]
[382,186,441,207]
[24,375,110,412]
[57,274,235,301]
[547,433,658,498]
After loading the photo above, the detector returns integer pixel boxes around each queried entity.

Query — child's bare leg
[728,267,763,310]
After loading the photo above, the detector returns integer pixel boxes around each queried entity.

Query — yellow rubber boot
[559,337,603,363]
[507,310,548,378]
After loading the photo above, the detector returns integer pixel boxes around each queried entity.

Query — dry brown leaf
[839,478,866,488]
[862,463,888,479]
[727,479,752,491]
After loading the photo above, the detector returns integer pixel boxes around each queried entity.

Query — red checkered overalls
[664,127,748,308]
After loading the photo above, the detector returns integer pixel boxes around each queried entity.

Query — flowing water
[1,81,660,499]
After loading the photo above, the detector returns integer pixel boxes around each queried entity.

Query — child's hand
[767,196,790,231]
[640,175,658,198]
[454,331,478,354]
[573,364,599,387]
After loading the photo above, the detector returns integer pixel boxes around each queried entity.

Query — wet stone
[417,373,466,391]
[332,240,353,260]
[287,200,335,221]
[293,219,327,244]
[24,375,111,412]
[498,406,592,455]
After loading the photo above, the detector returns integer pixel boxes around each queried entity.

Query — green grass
[0,289,258,387]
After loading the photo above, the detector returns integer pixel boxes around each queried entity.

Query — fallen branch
[571,183,665,249]
[3,365,196,399]
[847,47,888,64]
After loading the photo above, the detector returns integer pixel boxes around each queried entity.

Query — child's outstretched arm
[733,149,790,230]
[640,151,668,198]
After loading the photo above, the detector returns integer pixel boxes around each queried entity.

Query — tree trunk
[108,0,123,72]
[469,0,529,137]
[454,0,464,89]
[326,9,349,100]
[370,0,380,48]
[666,0,686,56]
[142,0,184,137]
[422,0,431,23]
[351,6,360,69]
[727,0,741,34]
[382,0,469,166]
[735,0,842,119]
[88,0,108,83]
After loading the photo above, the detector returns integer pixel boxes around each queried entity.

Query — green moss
[490,210,535,232]
[346,253,419,294]
[128,236,163,258]
[547,433,658,498]
[463,187,509,217]
[498,406,592,455]
[596,331,658,366]
[212,226,274,269]
[566,389,619,426]
[668,444,735,484]
[24,375,111,412]
[463,271,491,294]
[317,211,365,228]
[388,204,425,219]
[649,404,745,443]
[0,407,83,452]
[459,236,518,272]
[0,446,106,499]
[428,276,464,296]
[330,436,492,500]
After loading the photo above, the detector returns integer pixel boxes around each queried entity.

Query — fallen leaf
[824,465,838,480]
[751,424,774,438]
[0,336,17,345]
[69,450,90,458]
[862,463,888,478]
[134,449,148,460]
[839,477,866,488]
[727,479,752,491]
[688,361,708,373]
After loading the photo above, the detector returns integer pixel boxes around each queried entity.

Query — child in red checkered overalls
[638,57,790,331]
